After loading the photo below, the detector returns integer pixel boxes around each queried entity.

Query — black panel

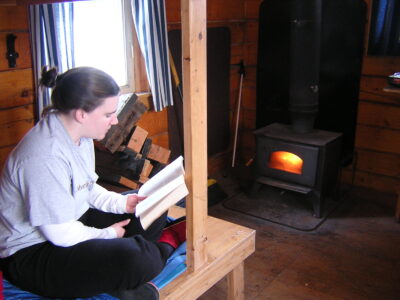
[256,0,366,165]
[168,27,231,159]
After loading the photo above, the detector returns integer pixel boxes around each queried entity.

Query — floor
[197,172,400,300]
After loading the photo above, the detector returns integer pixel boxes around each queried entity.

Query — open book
[135,156,188,229]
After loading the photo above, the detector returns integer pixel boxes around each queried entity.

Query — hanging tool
[6,34,19,68]
[231,60,245,168]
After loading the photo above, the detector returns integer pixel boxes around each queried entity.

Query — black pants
[0,209,171,298]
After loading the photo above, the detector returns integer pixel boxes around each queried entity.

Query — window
[72,0,135,94]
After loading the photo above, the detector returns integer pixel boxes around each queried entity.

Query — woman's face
[83,95,119,140]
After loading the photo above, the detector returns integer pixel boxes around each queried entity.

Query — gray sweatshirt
[0,112,126,258]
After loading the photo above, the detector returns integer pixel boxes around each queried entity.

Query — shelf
[383,86,400,94]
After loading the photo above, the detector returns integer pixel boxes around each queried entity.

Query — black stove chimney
[288,0,321,133]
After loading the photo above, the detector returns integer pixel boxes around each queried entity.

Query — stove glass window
[268,151,303,175]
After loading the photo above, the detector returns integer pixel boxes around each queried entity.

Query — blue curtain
[29,3,75,119]
[131,0,173,111]
[368,0,400,56]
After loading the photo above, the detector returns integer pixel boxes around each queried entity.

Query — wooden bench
[164,207,255,299]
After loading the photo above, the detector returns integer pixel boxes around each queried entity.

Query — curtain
[368,0,400,56]
[29,3,75,119]
[131,0,173,111]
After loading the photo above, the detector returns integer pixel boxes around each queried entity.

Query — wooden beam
[181,0,208,271]
[227,262,245,300]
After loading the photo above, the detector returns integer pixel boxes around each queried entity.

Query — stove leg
[311,191,322,218]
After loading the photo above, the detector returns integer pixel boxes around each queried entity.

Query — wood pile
[95,93,171,190]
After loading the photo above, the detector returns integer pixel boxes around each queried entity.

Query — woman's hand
[110,219,131,238]
[125,194,147,213]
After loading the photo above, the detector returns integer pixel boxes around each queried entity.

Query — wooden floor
[198,182,400,300]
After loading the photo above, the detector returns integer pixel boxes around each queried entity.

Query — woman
[0,66,185,298]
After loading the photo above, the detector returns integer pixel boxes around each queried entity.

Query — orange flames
[268,151,303,174]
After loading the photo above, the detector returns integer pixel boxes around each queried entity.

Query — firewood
[147,144,171,164]
[119,176,139,190]
[140,159,153,178]
[127,126,148,153]
[100,94,148,153]
[140,138,152,158]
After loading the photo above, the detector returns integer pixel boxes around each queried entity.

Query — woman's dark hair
[40,66,120,116]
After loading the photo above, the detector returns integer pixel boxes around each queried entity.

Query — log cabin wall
[0,4,34,170]
[342,0,400,195]
[1,0,398,196]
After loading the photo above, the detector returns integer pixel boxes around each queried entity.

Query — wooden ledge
[163,207,256,300]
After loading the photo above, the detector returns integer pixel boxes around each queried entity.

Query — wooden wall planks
[0,4,34,171]
[353,0,400,194]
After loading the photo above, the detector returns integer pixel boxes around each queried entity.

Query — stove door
[256,137,319,187]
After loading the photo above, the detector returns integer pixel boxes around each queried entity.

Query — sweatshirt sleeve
[39,221,117,247]
[88,183,128,214]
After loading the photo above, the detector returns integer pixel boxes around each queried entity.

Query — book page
[139,182,189,230]
[137,156,184,197]
[135,175,185,217]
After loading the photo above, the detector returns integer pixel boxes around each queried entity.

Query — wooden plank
[136,109,168,136]
[353,171,398,194]
[0,104,33,126]
[166,0,181,24]
[244,21,258,44]
[140,159,153,178]
[0,69,34,109]
[147,143,171,164]
[230,44,244,65]
[126,126,148,153]
[242,85,256,110]
[0,119,33,147]
[181,0,208,271]
[119,176,139,190]
[0,32,31,71]
[242,108,256,130]
[383,86,400,94]
[355,125,400,155]
[0,0,17,5]
[148,133,169,151]
[340,168,398,194]
[244,43,257,66]
[0,5,27,31]
[359,76,400,105]
[356,149,400,178]
[357,101,400,130]
[362,56,400,77]
[207,0,244,21]
[245,0,263,19]
[160,216,255,300]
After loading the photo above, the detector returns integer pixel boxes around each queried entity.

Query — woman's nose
[111,114,118,125]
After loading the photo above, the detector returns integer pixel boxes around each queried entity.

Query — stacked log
[95,93,171,190]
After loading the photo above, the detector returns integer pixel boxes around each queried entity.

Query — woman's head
[40,66,120,114]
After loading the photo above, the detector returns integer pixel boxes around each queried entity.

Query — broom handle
[232,72,244,168]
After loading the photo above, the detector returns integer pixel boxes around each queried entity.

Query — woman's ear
[73,109,87,124]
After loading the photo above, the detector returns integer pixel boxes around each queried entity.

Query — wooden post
[181,0,208,271]
[227,262,245,300]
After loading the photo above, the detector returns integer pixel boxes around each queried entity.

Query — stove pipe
[288,0,321,133]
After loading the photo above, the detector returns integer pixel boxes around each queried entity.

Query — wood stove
[252,123,342,218]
